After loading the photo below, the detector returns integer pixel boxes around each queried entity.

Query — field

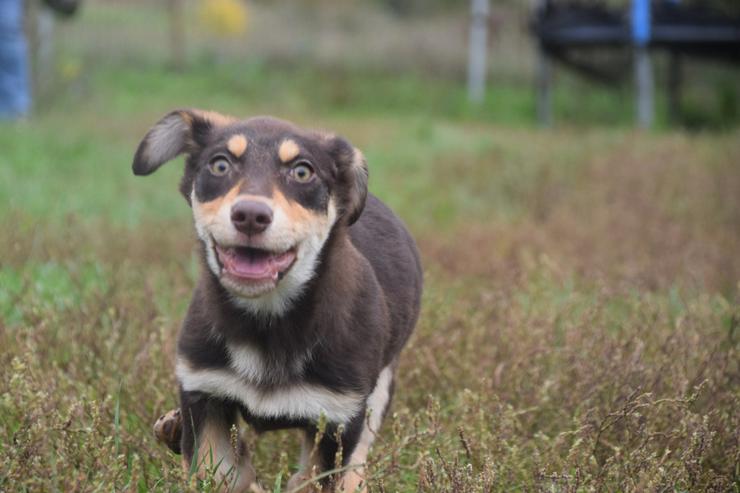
[1,2,740,492]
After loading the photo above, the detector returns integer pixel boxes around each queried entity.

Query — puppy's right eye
[208,158,231,177]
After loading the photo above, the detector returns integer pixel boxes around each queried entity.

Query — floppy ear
[132,109,235,176]
[325,136,369,225]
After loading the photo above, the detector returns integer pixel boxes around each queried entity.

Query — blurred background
[13,0,740,128]
[1,1,739,491]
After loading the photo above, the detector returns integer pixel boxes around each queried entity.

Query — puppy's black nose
[231,200,273,235]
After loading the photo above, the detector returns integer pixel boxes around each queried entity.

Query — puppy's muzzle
[231,200,273,235]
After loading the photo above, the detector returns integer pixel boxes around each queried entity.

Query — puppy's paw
[249,482,267,493]
[153,408,182,454]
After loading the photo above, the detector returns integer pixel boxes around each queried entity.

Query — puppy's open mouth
[215,244,297,283]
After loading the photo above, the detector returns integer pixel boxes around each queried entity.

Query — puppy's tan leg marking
[338,444,367,493]
[338,366,394,493]
[338,469,366,493]
[287,432,323,492]
[185,414,257,493]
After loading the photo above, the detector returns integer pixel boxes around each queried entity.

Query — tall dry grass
[1,129,738,491]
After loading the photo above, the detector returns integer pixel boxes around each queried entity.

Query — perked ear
[325,136,369,225]
[132,109,235,176]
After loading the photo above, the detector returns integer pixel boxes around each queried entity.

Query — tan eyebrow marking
[278,139,300,163]
[227,134,248,158]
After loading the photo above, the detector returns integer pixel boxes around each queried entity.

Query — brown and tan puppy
[133,109,422,492]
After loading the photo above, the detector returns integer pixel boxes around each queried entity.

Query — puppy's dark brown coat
[133,109,422,492]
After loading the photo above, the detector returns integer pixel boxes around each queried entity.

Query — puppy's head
[132,109,368,314]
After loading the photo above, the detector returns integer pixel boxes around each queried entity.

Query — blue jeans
[0,0,31,119]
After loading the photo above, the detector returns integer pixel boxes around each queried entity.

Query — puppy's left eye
[208,158,231,177]
[290,162,315,183]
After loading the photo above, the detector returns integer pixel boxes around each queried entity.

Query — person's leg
[0,0,31,119]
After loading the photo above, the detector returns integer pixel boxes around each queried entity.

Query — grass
[2,2,739,491]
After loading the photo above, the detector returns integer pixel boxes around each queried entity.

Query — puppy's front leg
[286,417,366,493]
[180,391,257,492]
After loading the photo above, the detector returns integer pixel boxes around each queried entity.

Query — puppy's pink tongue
[217,247,296,281]
[227,251,272,278]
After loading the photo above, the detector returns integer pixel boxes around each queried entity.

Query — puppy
[133,109,423,492]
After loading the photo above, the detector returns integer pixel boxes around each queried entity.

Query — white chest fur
[225,342,310,384]
[176,356,363,424]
